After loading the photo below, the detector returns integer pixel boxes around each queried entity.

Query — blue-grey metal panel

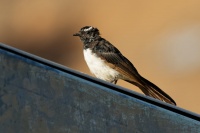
[0,43,199,133]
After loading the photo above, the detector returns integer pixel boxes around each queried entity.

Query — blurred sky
[0,0,200,113]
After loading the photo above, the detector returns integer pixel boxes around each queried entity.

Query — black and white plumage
[73,26,176,105]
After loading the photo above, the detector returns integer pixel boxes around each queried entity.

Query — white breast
[83,49,119,82]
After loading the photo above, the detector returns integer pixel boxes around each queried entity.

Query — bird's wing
[94,40,141,83]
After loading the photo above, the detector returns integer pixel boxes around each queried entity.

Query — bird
[73,26,176,105]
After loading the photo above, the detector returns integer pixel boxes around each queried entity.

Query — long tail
[126,77,176,105]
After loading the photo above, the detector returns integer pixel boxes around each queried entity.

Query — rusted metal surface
[0,43,199,133]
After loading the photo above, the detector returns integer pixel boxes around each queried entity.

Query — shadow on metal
[0,43,199,133]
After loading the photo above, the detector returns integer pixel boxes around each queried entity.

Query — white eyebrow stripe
[84,26,93,31]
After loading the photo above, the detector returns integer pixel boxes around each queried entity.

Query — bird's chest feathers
[83,49,119,82]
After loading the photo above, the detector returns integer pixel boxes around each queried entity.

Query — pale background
[0,0,200,114]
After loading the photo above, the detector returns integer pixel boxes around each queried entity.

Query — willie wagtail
[73,26,176,105]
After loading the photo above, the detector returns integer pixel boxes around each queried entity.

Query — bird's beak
[73,33,80,36]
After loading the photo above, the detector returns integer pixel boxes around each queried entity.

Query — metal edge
[0,43,199,121]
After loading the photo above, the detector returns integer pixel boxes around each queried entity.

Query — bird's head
[73,26,100,43]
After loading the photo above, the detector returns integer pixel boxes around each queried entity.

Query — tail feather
[126,77,176,105]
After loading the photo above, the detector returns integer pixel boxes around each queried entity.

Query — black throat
[83,36,101,50]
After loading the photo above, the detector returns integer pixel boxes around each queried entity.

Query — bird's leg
[111,79,118,84]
